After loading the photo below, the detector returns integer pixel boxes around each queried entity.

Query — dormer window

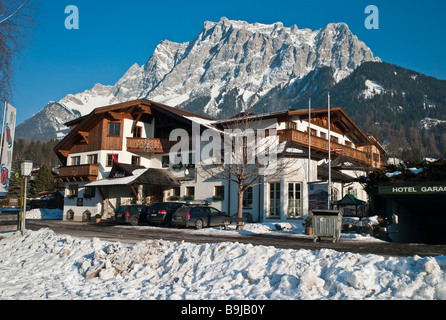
[286,122,296,130]
[107,154,118,166]
[71,156,80,166]
[87,154,98,164]
[109,122,120,136]
[133,126,142,138]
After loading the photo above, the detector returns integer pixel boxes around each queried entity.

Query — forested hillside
[12,139,61,169]
[12,62,446,169]
[331,62,446,160]
[248,61,446,161]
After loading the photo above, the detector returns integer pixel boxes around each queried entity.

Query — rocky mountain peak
[16,18,379,141]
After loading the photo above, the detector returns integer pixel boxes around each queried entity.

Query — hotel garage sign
[379,185,446,195]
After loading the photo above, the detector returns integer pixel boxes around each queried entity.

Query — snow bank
[193,220,382,242]
[1,228,445,300]
[25,208,63,220]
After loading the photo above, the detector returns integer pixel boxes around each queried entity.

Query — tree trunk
[236,189,244,230]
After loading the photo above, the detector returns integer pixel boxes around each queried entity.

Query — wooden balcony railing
[58,164,99,182]
[126,138,175,153]
[278,129,370,165]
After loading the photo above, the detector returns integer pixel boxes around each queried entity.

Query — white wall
[63,181,102,221]
[62,114,368,223]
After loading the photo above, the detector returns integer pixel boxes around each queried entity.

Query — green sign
[379,185,446,195]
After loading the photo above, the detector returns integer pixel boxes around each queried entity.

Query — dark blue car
[114,205,149,226]
[171,205,230,229]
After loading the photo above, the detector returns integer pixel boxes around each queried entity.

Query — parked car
[147,202,187,226]
[114,205,150,226]
[171,205,230,229]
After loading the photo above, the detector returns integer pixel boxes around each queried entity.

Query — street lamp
[20,160,33,233]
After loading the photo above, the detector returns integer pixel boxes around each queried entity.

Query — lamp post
[20,160,33,233]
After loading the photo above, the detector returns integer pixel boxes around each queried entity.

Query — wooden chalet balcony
[278,129,369,165]
[58,164,99,182]
[126,137,175,153]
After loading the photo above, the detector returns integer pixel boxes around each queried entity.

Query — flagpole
[307,98,312,217]
[308,98,311,182]
[327,93,331,210]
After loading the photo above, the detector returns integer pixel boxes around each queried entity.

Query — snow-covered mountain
[16,18,380,140]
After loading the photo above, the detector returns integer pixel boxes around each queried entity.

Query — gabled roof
[213,107,372,147]
[368,135,388,154]
[213,110,289,127]
[137,168,181,187]
[109,162,145,178]
[332,194,366,206]
[54,99,212,163]
[289,107,371,146]
[64,99,212,128]
[85,163,180,187]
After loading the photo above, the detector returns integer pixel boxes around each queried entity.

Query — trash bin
[311,210,343,243]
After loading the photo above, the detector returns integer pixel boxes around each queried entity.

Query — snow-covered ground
[25,208,64,220]
[1,209,446,300]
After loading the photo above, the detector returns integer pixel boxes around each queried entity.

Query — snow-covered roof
[85,169,147,187]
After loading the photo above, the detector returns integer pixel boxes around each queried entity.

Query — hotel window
[373,153,380,163]
[107,154,118,167]
[84,186,96,198]
[243,186,253,208]
[214,186,224,200]
[332,188,339,202]
[173,187,180,197]
[131,156,141,166]
[162,156,170,168]
[185,186,195,198]
[287,183,302,219]
[286,122,296,130]
[87,154,98,164]
[71,156,80,166]
[108,122,121,136]
[133,126,142,138]
[268,182,280,218]
[67,184,78,197]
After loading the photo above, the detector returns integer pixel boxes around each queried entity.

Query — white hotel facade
[54,99,387,223]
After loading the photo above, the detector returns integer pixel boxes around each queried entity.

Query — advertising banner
[0,104,17,193]
[308,182,329,210]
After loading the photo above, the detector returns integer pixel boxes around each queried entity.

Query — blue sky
[11,0,446,125]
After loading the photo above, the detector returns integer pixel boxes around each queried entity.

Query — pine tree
[33,165,55,195]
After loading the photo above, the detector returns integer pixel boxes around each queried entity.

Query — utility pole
[308,98,311,182]
[327,93,331,210]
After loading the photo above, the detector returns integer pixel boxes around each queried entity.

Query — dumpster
[311,210,343,243]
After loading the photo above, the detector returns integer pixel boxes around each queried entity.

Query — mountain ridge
[16,18,446,159]
[16,18,378,129]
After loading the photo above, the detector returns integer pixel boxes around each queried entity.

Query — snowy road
[27,219,446,258]
[1,227,446,300]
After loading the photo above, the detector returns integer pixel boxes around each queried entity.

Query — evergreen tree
[7,163,22,198]
[33,165,55,195]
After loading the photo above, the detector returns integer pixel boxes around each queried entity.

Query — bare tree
[198,111,304,230]
[0,0,35,103]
